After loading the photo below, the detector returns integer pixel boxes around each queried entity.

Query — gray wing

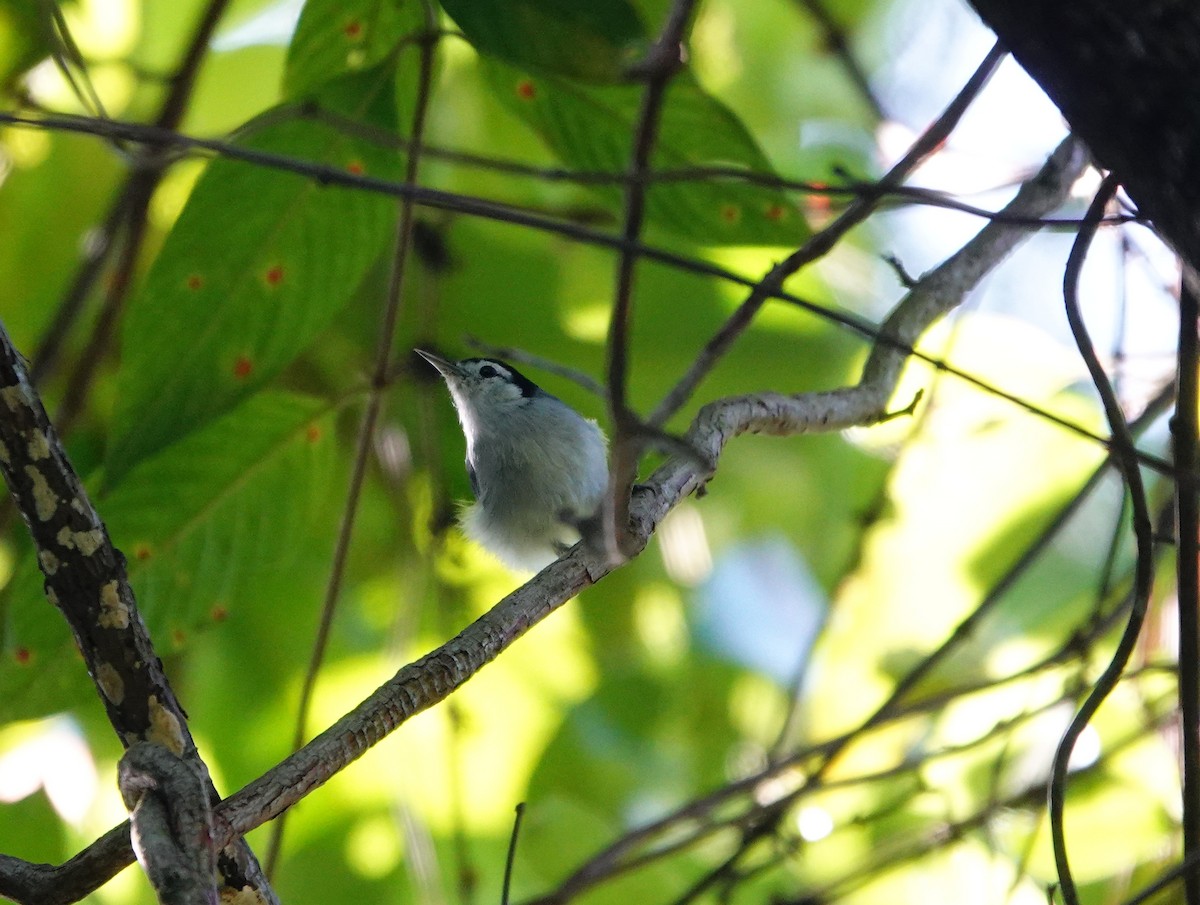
[466,458,480,498]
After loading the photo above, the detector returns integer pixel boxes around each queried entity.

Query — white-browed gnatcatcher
[416,349,608,571]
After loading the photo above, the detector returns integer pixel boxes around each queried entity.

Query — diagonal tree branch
[649,40,1007,426]
[0,125,1085,905]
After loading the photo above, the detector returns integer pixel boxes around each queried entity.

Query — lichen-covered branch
[0,322,275,905]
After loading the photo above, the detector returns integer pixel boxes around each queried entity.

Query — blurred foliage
[0,1,1184,905]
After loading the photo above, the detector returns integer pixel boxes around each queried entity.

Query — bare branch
[119,743,218,905]
[649,40,1007,426]
[0,120,1089,905]
[680,136,1085,461]
[501,803,526,905]
[604,0,698,560]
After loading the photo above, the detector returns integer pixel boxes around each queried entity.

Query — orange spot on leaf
[305,424,323,443]
[719,204,741,224]
[14,646,31,665]
[134,543,153,561]
[265,264,284,286]
[516,79,536,100]
[347,159,365,175]
[211,604,228,622]
[765,203,788,222]
[805,195,832,217]
[344,19,363,39]
[171,628,186,647]
[233,355,254,380]
[186,274,204,291]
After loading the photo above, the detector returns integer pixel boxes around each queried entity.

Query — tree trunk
[966,2,1200,267]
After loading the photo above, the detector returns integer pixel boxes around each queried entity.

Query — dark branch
[1175,279,1200,905]
[648,40,1008,426]
[1048,173,1155,905]
[0,319,274,905]
[604,0,697,560]
[119,743,218,905]
[964,2,1200,274]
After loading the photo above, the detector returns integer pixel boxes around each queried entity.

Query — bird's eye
[478,365,498,378]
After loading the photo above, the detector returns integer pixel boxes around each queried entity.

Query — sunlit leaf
[285,0,428,98]
[0,392,340,722]
[105,69,401,483]
[482,59,808,245]
[0,132,121,351]
[439,0,647,82]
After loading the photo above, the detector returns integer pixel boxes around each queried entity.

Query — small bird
[416,349,609,571]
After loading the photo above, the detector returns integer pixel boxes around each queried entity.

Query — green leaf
[285,0,428,98]
[0,0,50,88]
[0,392,341,722]
[439,0,647,82]
[0,132,122,351]
[105,68,401,484]
[483,59,808,245]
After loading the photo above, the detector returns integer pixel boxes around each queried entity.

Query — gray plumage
[416,350,608,571]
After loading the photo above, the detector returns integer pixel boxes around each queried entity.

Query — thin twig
[794,0,885,119]
[501,803,526,905]
[1048,173,1155,905]
[262,17,441,879]
[533,375,1176,904]
[649,40,1007,426]
[0,113,1167,473]
[1175,277,1200,905]
[40,0,108,120]
[298,103,1137,229]
[604,0,697,559]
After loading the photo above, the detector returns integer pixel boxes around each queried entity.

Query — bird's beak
[414,348,459,380]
